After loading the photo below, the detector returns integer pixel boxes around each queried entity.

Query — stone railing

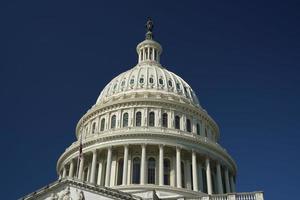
[198,192,264,200]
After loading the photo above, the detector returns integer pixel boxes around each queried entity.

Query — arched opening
[186,119,191,132]
[148,157,156,184]
[111,115,116,129]
[132,157,141,184]
[149,112,155,127]
[181,162,185,188]
[136,112,142,127]
[164,158,171,185]
[162,113,168,128]
[83,167,89,182]
[196,123,200,135]
[100,118,105,131]
[92,122,96,134]
[175,116,180,130]
[117,159,124,185]
[123,113,128,127]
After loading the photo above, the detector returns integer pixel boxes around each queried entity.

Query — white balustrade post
[90,150,97,184]
[105,147,112,186]
[216,162,224,194]
[192,150,198,191]
[122,145,129,185]
[140,144,146,185]
[176,147,182,188]
[159,145,164,186]
[205,157,212,195]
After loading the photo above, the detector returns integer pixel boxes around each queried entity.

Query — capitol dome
[54,19,241,199]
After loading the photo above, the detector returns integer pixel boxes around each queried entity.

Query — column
[205,157,212,195]
[62,166,67,178]
[78,156,85,180]
[192,150,198,191]
[159,145,164,186]
[122,145,129,185]
[105,147,112,186]
[171,155,176,187]
[230,175,236,192]
[138,50,141,62]
[216,162,224,194]
[186,160,192,190]
[198,163,204,192]
[140,144,146,184]
[97,161,103,185]
[69,160,74,178]
[143,48,146,60]
[176,147,182,188]
[90,150,97,184]
[224,168,231,193]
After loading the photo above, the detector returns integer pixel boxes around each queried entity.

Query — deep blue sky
[1,1,299,199]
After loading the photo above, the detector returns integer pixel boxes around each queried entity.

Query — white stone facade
[20,20,263,200]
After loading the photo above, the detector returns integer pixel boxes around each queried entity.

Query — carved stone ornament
[49,193,58,200]
[59,187,72,200]
[76,190,85,200]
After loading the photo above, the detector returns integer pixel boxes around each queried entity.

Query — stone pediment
[20,178,142,200]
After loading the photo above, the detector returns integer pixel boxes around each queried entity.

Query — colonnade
[60,144,236,195]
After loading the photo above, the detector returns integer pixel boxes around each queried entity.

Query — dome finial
[145,17,154,40]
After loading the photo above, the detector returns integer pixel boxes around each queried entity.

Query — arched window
[164,159,171,185]
[196,123,200,135]
[123,113,128,127]
[149,77,154,84]
[132,157,141,184]
[159,78,163,85]
[149,112,155,127]
[117,159,124,185]
[111,115,116,129]
[181,162,185,188]
[92,122,96,134]
[168,80,173,87]
[100,118,105,131]
[186,119,191,132]
[205,128,208,137]
[136,112,142,127]
[139,78,144,84]
[148,157,156,184]
[162,113,168,128]
[175,115,180,130]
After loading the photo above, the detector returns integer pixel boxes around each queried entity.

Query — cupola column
[230,175,236,192]
[105,147,112,186]
[224,167,231,193]
[198,162,204,192]
[176,147,182,188]
[62,166,67,178]
[90,150,98,184]
[122,145,129,185]
[205,157,213,195]
[159,145,164,186]
[192,150,198,191]
[78,156,85,180]
[216,162,224,194]
[68,160,74,178]
[140,144,146,185]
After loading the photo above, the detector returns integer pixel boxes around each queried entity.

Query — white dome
[96,64,200,107]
